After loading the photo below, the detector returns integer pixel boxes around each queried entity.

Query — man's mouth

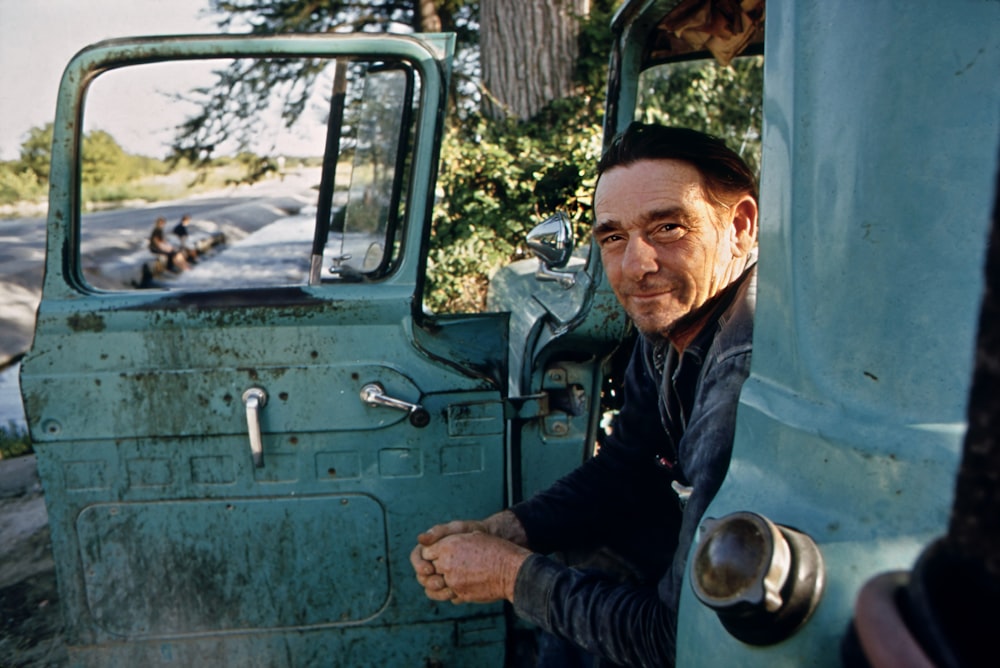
[627,286,675,300]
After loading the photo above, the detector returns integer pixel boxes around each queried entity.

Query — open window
[608,0,764,172]
[79,53,418,292]
[631,1,764,173]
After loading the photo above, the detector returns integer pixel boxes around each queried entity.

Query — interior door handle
[360,382,430,427]
[242,387,268,467]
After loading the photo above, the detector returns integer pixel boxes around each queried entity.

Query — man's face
[593,159,755,342]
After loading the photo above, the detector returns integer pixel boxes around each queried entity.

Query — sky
[0,0,218,160]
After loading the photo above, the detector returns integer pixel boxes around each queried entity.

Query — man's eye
[597,233,624,246]
[653,224,686,240]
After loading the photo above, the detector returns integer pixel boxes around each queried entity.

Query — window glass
[80,56,417,291]
[634,55,764,175]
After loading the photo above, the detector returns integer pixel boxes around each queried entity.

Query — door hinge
[504,393,550,420]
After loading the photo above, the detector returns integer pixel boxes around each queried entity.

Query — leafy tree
[182,1,595,158]
[424,0,619,311]
[0,162,47,206]
[81,130,130,187]
[169,1,475,165]
[425,103,604,311]
[19,123,54,183]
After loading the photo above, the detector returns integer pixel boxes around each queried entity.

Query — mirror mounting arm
[535,264,577,289]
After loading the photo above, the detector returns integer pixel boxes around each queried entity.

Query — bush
[0,421,32,459]
[426,104,603,313]
[0,163,45,207]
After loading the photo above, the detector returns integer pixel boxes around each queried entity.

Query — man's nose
[622,235,658,281]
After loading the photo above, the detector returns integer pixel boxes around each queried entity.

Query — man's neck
[666,259,755,353]
[668,308,716,354]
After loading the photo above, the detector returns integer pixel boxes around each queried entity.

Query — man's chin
[629,314,679,342]
[627,302,710,344]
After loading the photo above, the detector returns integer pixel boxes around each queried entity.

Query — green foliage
[635,56,765,175]
[426,101,604,313]
[19,123,54,183]
[0,162,46,206]
[424,2,617,313]
[0,421,32,459]
[575,0,621,99]
[81,130,131,187]
[79,131,180,203]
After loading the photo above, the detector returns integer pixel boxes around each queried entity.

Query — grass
[82,164,252,207]
[0,421,32,459]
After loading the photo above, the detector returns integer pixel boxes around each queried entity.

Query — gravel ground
[0,456,66,667]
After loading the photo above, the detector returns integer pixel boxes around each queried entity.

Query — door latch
[241,387,268,467]
[360,382,430,428]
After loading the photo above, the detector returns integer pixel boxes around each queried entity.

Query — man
[173,214,198,262]
[149,216,190,272]
[173,214,192,248]
[411,123,759,666]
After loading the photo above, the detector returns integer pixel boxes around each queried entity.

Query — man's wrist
[501,546,531,602]
[483,509,529,547]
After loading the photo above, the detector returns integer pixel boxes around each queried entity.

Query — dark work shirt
[510,265,756,667]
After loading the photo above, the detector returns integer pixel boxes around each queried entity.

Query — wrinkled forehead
[593,159,710,216]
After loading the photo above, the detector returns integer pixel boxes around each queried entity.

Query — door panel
[23,33,513,666]
[78,495,390,635]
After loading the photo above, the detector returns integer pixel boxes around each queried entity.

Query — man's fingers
[409,543,436,577]
[417,520,483,546]
[420,544,439,563]
[424,581,458,602]
[425,573,447,591]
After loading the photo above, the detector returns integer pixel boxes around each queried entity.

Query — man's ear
[728,195,758,257]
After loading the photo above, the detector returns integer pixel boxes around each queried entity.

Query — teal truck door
[21,35,511,666]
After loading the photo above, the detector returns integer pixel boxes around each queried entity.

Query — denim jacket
[510,264,756,667]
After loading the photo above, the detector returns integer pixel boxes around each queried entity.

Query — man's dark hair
[597,122,759,206]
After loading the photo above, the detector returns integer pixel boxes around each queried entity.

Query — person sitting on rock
[149,216,189,272]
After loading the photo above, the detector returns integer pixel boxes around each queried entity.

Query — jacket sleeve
[510,339,678,556]
[513,554,676,668]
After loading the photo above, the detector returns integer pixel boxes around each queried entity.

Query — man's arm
[514,555,676,666]
[511,338,675,556]
[511,343,753,666]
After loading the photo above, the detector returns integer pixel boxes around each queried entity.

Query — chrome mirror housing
[526,212,576,288]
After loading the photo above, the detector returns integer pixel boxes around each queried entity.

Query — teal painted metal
[26,2,998,665]
[672,1,1000,665]
[23,32,525,667]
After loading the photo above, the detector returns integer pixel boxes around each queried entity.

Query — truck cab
[21,1,1000,666]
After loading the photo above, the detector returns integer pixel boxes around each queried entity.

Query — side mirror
[526,212,576,288]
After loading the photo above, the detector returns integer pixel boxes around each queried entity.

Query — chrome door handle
[242,387,268,467]
[360,382,430,428]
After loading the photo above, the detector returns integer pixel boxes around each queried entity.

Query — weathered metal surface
[672,0,1000,665]
[23,31,521,666]
[26,1,996,664]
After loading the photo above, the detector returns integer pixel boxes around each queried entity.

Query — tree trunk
[480,0,590,120]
